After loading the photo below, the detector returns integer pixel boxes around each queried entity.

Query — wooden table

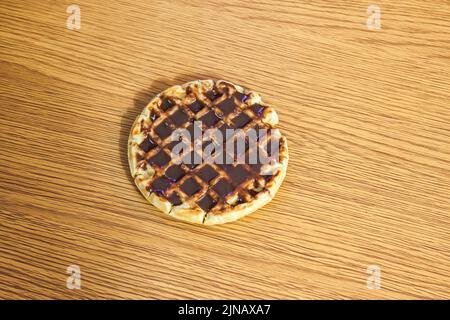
[1,0,449,299]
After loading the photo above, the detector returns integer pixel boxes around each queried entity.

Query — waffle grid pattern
[136,81,280,216]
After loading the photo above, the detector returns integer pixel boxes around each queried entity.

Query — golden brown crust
[128,80,288,225]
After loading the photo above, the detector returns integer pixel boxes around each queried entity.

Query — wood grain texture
[0,0,449,299]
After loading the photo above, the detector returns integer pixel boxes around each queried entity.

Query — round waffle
[128,80,288,225]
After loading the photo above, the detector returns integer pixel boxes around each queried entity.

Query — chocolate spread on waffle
[137,81,282,213]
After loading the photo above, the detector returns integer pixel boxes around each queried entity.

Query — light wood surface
[1,0,449,300]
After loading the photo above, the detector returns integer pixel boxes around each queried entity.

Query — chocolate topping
[165,139,183,151]
[170,108,190,127]
[148,149,171,167]
[216,163,233,172]
[165,164,186,182]
[250,104,266,117]
[139,137,157,153]
[205,89,220,101]
[188,100,204,113]
[228,165,251,186]
[197,193,217,212]
[212,178,234,198]
[200,110,220,128]
[180,177,202,196]
[232,112,252,128]
[197,165,218,183]
[236,195,246,205]
[167,192,182,206]
[248,162,262,174]
[155,120,173,140]
[233,91,248,103]
[150,176,171,195]
[216,97,236,115]
[160,98,174,111]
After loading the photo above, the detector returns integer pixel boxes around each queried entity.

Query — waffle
[128,80,288,225]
